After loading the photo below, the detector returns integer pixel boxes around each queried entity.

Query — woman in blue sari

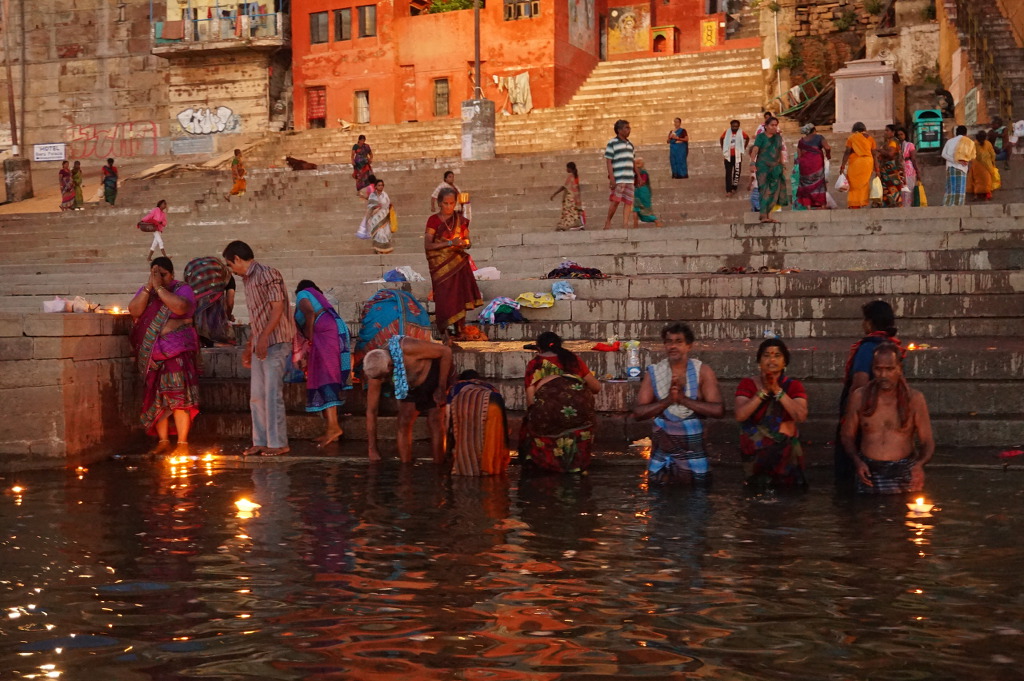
[102,158,118,205]
[294,280,352,446]
[668,118,689,179]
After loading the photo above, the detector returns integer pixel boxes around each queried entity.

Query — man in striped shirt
[224,240,297,456]
[603,119,635,230]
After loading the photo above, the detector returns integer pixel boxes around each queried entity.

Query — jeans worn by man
[250,341,290,452]
[223,239,296,456]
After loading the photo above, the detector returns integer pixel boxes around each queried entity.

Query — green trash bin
[913,109,944,151]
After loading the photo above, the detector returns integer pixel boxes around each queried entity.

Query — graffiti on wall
[607,5,650,55]
[569,0,596,51]
[65,120,159,159]
[174,106,242,135]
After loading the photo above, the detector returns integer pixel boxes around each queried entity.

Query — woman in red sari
[128,257,200,455]
[58,161,75,211]
[425,187,483,341]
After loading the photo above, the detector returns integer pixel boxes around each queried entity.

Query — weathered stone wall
[790,0,874,38]
[166,53,273,139]
[936,0,984,125]
[757,0,874,103]
[0,313,142,472]
[0,0,169,158]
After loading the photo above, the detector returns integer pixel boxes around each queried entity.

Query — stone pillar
[832,59,898,132]
[3,157,33,202]
[461,99,495,161]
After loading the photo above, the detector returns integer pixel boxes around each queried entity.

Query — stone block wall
[0,0,169,159]
[0,313,143,471]
[790,0,874,38]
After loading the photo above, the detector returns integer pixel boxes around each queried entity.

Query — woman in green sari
[749,117,788,223]
[71,161,84,210]
[631,158,663,227]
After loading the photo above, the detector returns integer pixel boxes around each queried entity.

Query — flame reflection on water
[0,460,1022,679]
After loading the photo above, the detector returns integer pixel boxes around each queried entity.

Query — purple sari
[130,281,200,434]
[295,288,352,412]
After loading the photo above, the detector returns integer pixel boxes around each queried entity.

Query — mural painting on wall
[569,0,596,51]
[65,120,159,159]
[607,5,650,56]
[174,107,242,135]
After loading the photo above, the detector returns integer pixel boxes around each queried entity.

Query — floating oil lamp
[906,497,935,517]
[235,498,261,519]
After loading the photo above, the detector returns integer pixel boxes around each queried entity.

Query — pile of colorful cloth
[544,260,606,279]
[478,297,527,326]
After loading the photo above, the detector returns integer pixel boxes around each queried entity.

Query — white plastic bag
[71,296,98,313]
[473,266,501,281]
[42,296,66,313]
[869,176,883,201]
[396,265,425,282]
[835,173,850,192]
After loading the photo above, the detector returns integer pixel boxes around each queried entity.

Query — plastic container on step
[625,340,642,381]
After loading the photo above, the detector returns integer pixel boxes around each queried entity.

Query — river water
[1,457,1022,680]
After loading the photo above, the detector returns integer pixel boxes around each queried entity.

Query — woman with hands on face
[127,257,200,455]
[733,338,809,490]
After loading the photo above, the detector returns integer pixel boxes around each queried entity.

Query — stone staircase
[247,46,766,165]
[726,0,760,41]
[2,135,1024,455]
[948,0,1024,119]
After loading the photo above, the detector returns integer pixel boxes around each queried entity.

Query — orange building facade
[291,0,729,129]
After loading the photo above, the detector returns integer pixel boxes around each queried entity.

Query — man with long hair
[840,342,934,494]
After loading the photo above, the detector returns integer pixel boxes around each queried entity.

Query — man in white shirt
[941,125,973,206]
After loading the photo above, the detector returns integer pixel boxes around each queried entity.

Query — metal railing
[154,12,287,45]
[953,0,1014,120]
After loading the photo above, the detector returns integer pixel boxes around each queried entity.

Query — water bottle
[625,340,642,381]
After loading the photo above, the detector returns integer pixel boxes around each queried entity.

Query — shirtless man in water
[364,336,452,464]
[840,342,934,494]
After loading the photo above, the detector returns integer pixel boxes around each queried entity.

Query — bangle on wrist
[757,390,768,401]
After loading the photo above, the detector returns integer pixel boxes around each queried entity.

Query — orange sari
[966,139,996,196]
[425,213,483,332]
[845,133,876,208]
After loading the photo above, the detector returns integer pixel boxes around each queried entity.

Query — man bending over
[364,336,453,464]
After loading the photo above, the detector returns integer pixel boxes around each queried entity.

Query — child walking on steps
[139,200,169,260]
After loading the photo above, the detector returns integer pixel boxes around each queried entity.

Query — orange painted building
[291,0,729,128]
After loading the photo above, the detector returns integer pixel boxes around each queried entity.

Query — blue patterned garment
[387,335,410,400]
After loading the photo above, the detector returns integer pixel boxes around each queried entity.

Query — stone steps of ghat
[244,47,765,165]
[0,137,976,233]
[3,286,1023,340]
[4,268,1021,298]
[2,206,1022,280]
